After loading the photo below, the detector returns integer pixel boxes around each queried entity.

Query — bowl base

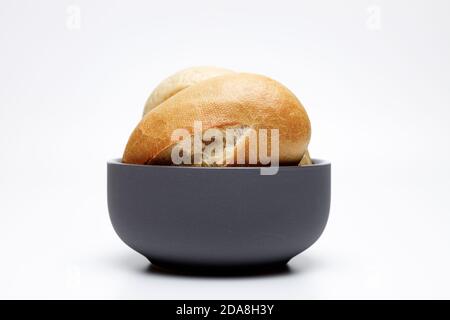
[148,257,291,276]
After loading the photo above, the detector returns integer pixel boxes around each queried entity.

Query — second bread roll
[143,66,234,115]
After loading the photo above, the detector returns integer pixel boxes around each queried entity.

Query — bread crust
[123,73,311,165]
[143,66,234,116]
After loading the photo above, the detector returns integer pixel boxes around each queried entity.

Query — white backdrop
[1,0,450,299]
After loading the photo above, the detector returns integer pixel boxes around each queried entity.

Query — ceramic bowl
[107,159,331,271]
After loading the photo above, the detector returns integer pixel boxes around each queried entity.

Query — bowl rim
[107,158,330,170]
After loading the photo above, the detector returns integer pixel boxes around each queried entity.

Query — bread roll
[123,73,311,166]
[143,66,234,115]
[299,149,313,165]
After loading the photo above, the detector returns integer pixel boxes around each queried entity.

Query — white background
[1,0,450,299]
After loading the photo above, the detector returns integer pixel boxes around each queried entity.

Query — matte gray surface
[107,159,331,271]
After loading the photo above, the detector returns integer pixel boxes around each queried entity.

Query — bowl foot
[147,257,291,276]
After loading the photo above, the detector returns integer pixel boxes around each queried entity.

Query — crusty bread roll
[143,66,234,116]
[123,73,311,166]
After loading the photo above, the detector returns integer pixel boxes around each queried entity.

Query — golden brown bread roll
[123,73,311,166]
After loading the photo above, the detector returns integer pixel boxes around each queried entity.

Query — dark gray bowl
[107,159,330,272]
